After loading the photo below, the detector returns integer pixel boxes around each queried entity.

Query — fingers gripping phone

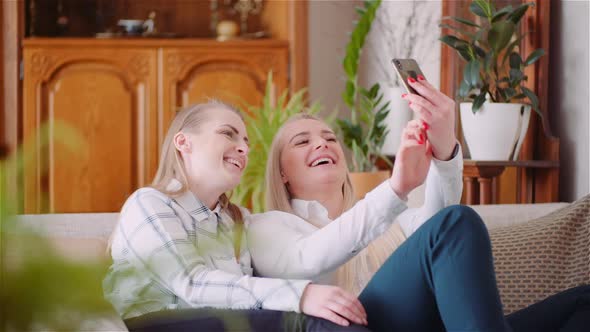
[392,58,426,95]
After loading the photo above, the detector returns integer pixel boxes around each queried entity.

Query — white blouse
[246,147,464,283]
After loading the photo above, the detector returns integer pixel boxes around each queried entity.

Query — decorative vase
[349,170,390,200]
[381,86,413,156]
[460,102,531,161]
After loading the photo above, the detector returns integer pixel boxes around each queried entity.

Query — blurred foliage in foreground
[0,121,114,331]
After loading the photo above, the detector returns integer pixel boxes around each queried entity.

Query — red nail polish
[423,122,429,130]
[408,101,412,105]
[401,93,407,98]
[418,74,425,81]
[408,77,416,83]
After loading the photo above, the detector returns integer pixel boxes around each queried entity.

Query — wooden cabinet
[23,38,288,213]
[160,40,288,135]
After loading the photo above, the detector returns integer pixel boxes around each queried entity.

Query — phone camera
[395,60,402,68]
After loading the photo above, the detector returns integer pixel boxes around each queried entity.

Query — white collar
[290,199,332,228]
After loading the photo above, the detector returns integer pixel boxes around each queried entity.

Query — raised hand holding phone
[392,58,458,161]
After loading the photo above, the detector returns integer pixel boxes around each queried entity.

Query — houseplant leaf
[439,23,477,39]
[439,35,467,49]
[488,21,515,53]
[470,0,493,18]
[472,91,487,113]
[507,2,535,24]
[491,5,513,22]
[442,15,480,27]
[458,79,471,98]
[521,86,542,117]
[524,48,545,66]
[509,52,522,69]
[464,60,481,87]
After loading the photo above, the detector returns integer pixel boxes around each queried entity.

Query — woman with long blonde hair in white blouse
[247,76,590,331]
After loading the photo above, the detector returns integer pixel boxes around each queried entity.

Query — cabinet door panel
[161,43,289,138]
[178,66,264,111]
[47,64,134,212]
[23,47,158,213]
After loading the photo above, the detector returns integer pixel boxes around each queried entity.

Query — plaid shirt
[103,181,310,320]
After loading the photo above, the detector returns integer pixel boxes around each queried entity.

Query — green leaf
[458,79,471,98]
[521,86,539,109]
[524,48,545,66]
[472,92,487,113]
[439,35,467,49]
[491,5,513,22]
[509,52,522,69]
[442,15,480,27]
[501,31,534,66]
[470,0,492,18]
[512,93,526,99]
[474,28,486,42]
[439,23,476,39]
[464,60,481,87]
[368,83,379,98]
[343,81,355,107]
[508,3,534,24]
[472,44,487,58]
[456,44,475,61]
[483,52,494,71]
[343,55,356,78]
[509,68,524,82]
[488,21,515,53]
[504,87,516,99]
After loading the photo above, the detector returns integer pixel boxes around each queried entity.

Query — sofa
[11,198,586,331]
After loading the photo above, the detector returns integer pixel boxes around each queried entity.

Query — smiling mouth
[309,157,335,167]
[224,157,243,170]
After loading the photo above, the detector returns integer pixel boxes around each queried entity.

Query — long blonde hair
[108,101,245,255]
[265,113,404,296]
[265,113,356,214]
[151,100,244,226]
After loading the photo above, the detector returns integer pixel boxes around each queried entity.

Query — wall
[549,0,590,201]
[308,0,359,116]
[309,0,441,155]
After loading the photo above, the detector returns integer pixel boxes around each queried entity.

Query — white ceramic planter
[381,86,413,155]
[460,102,531,160]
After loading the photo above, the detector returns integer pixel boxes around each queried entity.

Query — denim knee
[433,205,489,241]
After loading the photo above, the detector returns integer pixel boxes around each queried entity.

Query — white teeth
[311,158,333,167]
[224,158,242,169]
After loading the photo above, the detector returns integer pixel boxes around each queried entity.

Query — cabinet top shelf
[23,38,289,48]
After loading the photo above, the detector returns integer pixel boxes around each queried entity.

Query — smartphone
[391,58,426,95]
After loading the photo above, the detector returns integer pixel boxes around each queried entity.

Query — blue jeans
[359,205,590,332]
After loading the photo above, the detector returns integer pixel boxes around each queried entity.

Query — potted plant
[440,0,545,160]
[337,0,392,199]
[231,72,323,213]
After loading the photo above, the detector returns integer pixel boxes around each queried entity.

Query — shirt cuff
[432,143,464,174]
[290,280,313,313]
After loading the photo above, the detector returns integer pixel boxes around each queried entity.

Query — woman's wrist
[433,138,458,161]
[389,178,409,201]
